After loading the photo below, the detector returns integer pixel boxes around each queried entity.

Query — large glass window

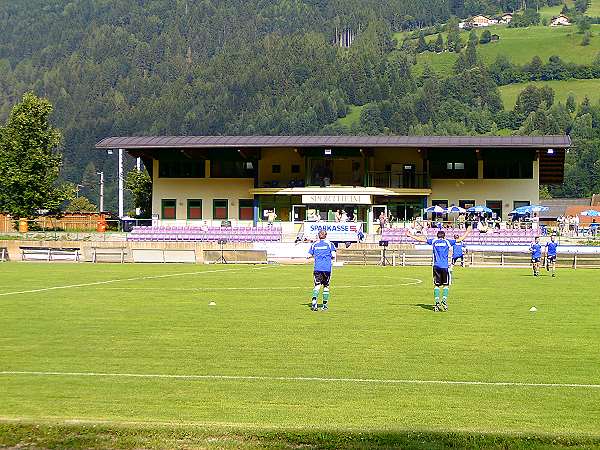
[486,200,502,218]
[239,199,254,221]
[187,199,202,220]
[514,200,530,210]
[210,160,255,178]
[159,160,205,178]
[161,199,176,219]
[213,199,228,219]
[429,149,477,179]
[459,199,475,209]
[483,149,534,179]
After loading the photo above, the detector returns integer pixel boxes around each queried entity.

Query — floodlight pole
[135,157,141,217]
[118,148,124,219]
[97,171,104,212]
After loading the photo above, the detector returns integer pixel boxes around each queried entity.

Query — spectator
[378,211,387,234]
[267,209,277,227]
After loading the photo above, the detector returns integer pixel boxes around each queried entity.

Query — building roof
[540,198,591,219]
[96,135,571,150]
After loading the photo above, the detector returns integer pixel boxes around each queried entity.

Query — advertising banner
[304,221,363,242]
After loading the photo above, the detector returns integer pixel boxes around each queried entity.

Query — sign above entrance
[302,194,371,204]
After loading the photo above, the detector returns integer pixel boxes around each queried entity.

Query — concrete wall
[152,160,254,223]
[430,161,539,219]
[258,148,305,187]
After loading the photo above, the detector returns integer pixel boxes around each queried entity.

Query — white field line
[0,267,268,297]
[1,371,599,389]
[95,278,423,291]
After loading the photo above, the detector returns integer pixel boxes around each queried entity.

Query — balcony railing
[367,171,430,189]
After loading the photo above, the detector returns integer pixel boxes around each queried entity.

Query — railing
[366,171,430,189]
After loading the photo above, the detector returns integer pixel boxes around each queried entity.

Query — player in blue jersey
[451,234,467,267]
[529,236,542,276]
[408,228,471,312]
[545,234,558,277]
[307,230,337,311]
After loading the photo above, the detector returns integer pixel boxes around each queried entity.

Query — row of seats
[382,228,537,245]
[127,226,282,242]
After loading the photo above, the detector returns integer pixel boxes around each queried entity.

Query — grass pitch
[1,263,599,448]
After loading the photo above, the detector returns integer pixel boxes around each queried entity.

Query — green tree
[582,31,591,46]
[566,93,576,113]
[479,30,491,44]
[125,168,152,218]
[416,33,428,52]
[578,16,591,34]
[0,93,72,218]
[433,33,444,52]
[66,196,97,212]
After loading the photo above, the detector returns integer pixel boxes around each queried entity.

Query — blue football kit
[309,239,336,273]
[530,242,542,261]
[427,238,456,269]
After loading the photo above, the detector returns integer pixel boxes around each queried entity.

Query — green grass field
[407,24,600,77]
[1,263,600,448]
[499,78,600,109]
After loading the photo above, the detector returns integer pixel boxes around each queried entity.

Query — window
[446,162,464,170]
[161,199,176,219]
[432,200,449,208]
[514,200,530,210]
[459,200,475,209]
[486,200,502,219]
[187,199,202,220]
[272,164,281,174]
[210,160,255,178]
[239,199,254,221]
[483,149,534,179]
[429,149,477,179]
[213,199,228,220]
[159,160,204,178]
[291,164,300,174]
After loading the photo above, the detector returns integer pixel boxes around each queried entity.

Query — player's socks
[433,287,440,305]
[322,288,330,310]
[442,287,449,304]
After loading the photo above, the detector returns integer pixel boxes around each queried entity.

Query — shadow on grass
[1,422,599,449]
[415,303,435,311]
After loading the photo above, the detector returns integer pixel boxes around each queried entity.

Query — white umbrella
[424,205,445,214]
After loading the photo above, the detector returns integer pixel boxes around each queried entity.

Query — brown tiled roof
[96,135,571,149]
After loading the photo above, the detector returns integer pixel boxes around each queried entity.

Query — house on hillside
[550,14,571,26]
[499,13,513,24]
[469,15,498,27]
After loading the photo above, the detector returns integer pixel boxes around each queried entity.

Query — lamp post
[97,172,104,212]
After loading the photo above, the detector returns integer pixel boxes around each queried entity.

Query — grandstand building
[96,135,569,233]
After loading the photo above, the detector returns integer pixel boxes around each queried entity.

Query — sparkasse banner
[304,221,363,241]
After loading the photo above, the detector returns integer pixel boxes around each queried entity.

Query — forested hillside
[1,0,599,209]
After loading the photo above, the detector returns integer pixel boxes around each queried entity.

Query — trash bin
[18,218,28,233]
[96,216,107,232]
[121,218,135,232]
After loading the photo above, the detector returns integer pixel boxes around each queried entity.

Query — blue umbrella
[467,205,493,214]
[424,205,445,214]
[580,209,600,217]
[445,205,466,213]
[514,205,549,215]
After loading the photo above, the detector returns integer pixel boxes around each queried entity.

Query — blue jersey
[309,239,336,272]
[427,238,456,269]
[530,243,542,259]
[546,241,558,256]
[452,242,464,258]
